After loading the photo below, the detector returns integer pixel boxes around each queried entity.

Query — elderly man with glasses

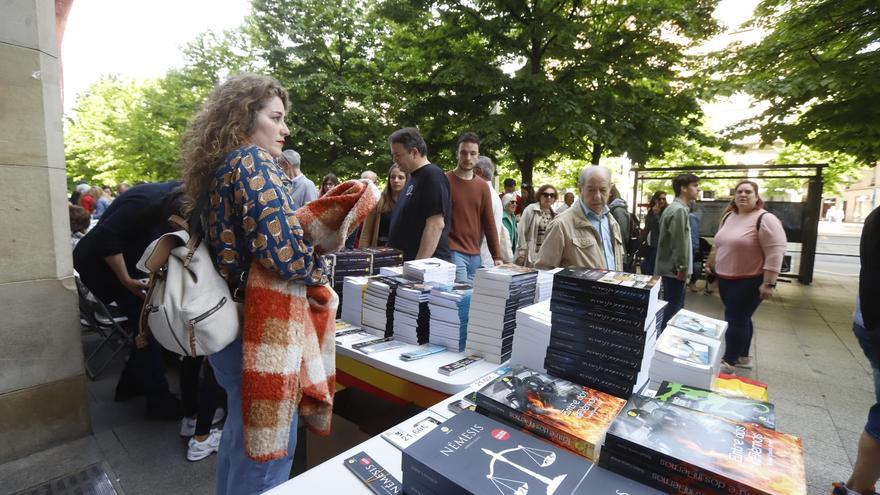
[534,166,624,270]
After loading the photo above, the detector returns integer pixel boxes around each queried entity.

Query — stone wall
[0,0,90,463]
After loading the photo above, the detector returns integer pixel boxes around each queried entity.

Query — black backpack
[611,204,642,272]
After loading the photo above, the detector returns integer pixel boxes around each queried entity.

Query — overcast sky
[61,0,761,125]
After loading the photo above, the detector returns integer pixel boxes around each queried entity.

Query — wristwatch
[763,282,777,288]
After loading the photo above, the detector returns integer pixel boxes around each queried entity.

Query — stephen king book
[604,395,805,495]
[654,381,776,430]
[474,366,625,461]
[402,410,659,495]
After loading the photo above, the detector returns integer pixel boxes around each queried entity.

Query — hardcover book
[474,366,626,461]
[603,395,806,495]
[402,410,660,495]
[654,381,776,429]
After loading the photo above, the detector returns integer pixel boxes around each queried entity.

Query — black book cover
[544,344,645,372]
[548,333,649,360]
[551,300,649,333]
[553,268,657,303]
[544,363,643,399]
[474,366,626,461]
[550,320,648,347]
[551,286,650,318]
[654,381,776,430]
[599,447,723,495]
[604,395,806,495]
[343,450,404,495]
[544,350,639,384]
[403,410,660,495]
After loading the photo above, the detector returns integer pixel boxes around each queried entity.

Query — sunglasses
[541,192,557,198]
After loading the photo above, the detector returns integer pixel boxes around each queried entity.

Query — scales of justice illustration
[482,444,567,495]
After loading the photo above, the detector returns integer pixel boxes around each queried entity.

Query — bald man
[534,166,623,270]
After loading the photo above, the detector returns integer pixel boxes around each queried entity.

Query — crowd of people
[68,73,879,495]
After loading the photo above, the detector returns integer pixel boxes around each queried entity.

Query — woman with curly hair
[181,74,326,494]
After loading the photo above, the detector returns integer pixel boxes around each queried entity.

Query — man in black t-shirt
[387,127,451,261]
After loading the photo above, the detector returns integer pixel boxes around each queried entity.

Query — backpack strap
[756,211,768,231]
[719,211,733,228]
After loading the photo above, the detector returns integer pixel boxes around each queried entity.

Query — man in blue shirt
[534,166,623,270]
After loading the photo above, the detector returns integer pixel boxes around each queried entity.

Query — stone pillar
[0,0,90,463]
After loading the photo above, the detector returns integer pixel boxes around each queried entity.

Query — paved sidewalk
[685,273,871,495]
[1,273,872,495]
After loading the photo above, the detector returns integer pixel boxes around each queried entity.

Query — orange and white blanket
[241,179,378,461]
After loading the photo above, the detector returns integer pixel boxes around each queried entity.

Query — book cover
[667,308,727,340]
[438,355,483,376]
[654,331,711,367]
[553,268,658,302]
[474,366,626,461]
[403,410,659,495]
[655,381,776,429]
[544,364,647,399]
[343,450,404,495]
[604,395,806,495]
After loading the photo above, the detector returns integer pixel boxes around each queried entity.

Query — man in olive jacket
[535,166,623,270]
[655,173,700,327]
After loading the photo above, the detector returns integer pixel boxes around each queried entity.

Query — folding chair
[76,276,132,380]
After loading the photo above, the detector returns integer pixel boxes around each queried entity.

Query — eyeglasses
[541,192,557,198]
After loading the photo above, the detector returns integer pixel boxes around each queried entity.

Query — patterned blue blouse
[204,144,326,286]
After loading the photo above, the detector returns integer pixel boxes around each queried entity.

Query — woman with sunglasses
[515,184,557,267]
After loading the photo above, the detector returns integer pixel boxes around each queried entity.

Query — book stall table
[265,388,475,495]
[334,331,504,408]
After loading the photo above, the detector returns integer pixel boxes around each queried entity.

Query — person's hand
[676,270,687,281]
[704,263,714,276]
[515,255,526,266]
[123,277,149,299]
[759,283,774,300]
[494,259,503,267]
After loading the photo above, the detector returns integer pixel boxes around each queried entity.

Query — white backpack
[136,216,240,356]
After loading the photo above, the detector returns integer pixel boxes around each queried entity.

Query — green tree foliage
[247,0,390,179]
[768,143,863,196]
[377,0,722,183]
[712,0,880,164]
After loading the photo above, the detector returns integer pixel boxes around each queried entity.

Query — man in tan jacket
[535,166,624,270]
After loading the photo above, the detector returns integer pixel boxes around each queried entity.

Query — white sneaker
[180,416,196,437]
[720,361,736,375]
[187,428,222,461]
[735,356,754,369]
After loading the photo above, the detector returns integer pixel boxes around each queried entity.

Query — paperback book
[602,395,806,495]
[474,366,626,461]
[402,409,660,495]
[654,381,775,429]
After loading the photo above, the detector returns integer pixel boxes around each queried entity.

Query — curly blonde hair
[181,74,289,204]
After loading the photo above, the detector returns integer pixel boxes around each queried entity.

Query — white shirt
[480,183,504,267]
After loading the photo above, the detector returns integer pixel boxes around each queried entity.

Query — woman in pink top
[706,180,786,374]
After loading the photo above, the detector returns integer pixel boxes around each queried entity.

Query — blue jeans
[661,277,686,329]
[853,322,880,441]
[209,337,299,495]
[718,276,764,364]
[451,251,483,283]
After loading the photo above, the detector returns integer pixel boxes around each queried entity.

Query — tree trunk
[590,143,603,165]
[518,153,535,186]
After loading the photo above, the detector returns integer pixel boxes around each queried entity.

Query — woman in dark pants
[705,180,786,374]
[638,190,667,275]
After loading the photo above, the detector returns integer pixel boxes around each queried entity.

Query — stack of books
[402,409,663,495]
[340,275,370,326]
[648,325,722,390]
[534,267,561,303]
[393,282,433,345]
[403,258,456,285]
[474,366,626,461]
[600,395,806,495]
[466,264,539,363]
[511,300,552,372]
[324,250,373,318]
[665,308,728,355]
[546,268,664,399]
[361,276,411,338]
[379,265,403,276]
[363,246,404,274]
[427,283,473,352]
